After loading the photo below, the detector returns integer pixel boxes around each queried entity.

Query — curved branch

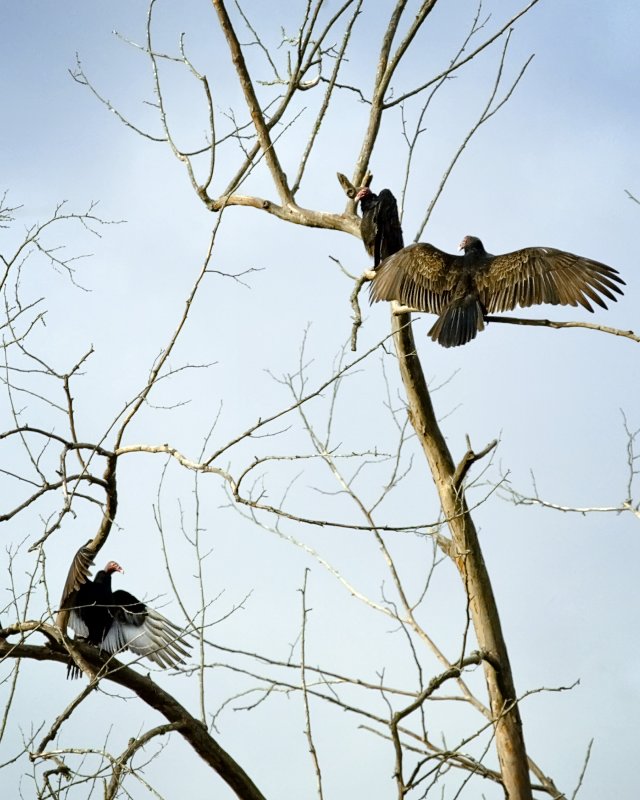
[202,191,361,235]
[105,722,187,800]
[1,640,268,800]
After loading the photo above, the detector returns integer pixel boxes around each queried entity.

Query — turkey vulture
[370,235,625,347]
[59,543,192,679]
[356,187,404,266]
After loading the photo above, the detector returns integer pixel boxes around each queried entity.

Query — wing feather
[59,541,95,609]
[370,243,462,313]
[477,247,624,313]
[104,589,192,668]
[68,610,89,639]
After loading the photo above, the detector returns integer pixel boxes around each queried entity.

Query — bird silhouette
[356,187,404,267]
[370,235,625,347]
[60,543,191,678]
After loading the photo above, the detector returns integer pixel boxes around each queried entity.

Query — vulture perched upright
[59,543,192,679]
[356,187,404,266]
[370,235,625,348]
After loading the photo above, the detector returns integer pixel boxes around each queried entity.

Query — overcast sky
[1,2,639,798]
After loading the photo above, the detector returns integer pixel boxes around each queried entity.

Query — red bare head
[355,186,372,203]
[104,560,124,574]
[458,235,482,253]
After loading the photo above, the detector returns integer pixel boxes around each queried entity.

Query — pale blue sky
[1,2,639,798]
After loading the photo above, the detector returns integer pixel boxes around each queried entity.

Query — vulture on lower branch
[356,187,404,266]
[60,542,192,679]
[370,235,625,348]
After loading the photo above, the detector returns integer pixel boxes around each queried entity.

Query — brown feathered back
[370,243,463,313]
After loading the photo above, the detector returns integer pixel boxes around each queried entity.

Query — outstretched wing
[370,242,463,313]
[103,589,192,669]
[477,247,625,313]
[59,541,95,610]
[59,542,97,639]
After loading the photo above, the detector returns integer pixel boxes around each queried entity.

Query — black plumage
[356,187,404,266]
[60,543,191,679]
[370,235,625,348]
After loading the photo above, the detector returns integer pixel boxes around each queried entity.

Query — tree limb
[1,640,268,800]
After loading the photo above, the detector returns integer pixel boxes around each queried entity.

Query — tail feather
[67,660,82,680]
[428,296,485,348]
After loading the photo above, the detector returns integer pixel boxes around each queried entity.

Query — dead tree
[1,3,636,799]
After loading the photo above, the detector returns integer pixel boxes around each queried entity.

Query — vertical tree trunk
[392,310,532,800]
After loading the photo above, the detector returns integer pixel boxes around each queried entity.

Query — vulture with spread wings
[59,542,192,679]
[370,235,625,347]
[356,187,404,267]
